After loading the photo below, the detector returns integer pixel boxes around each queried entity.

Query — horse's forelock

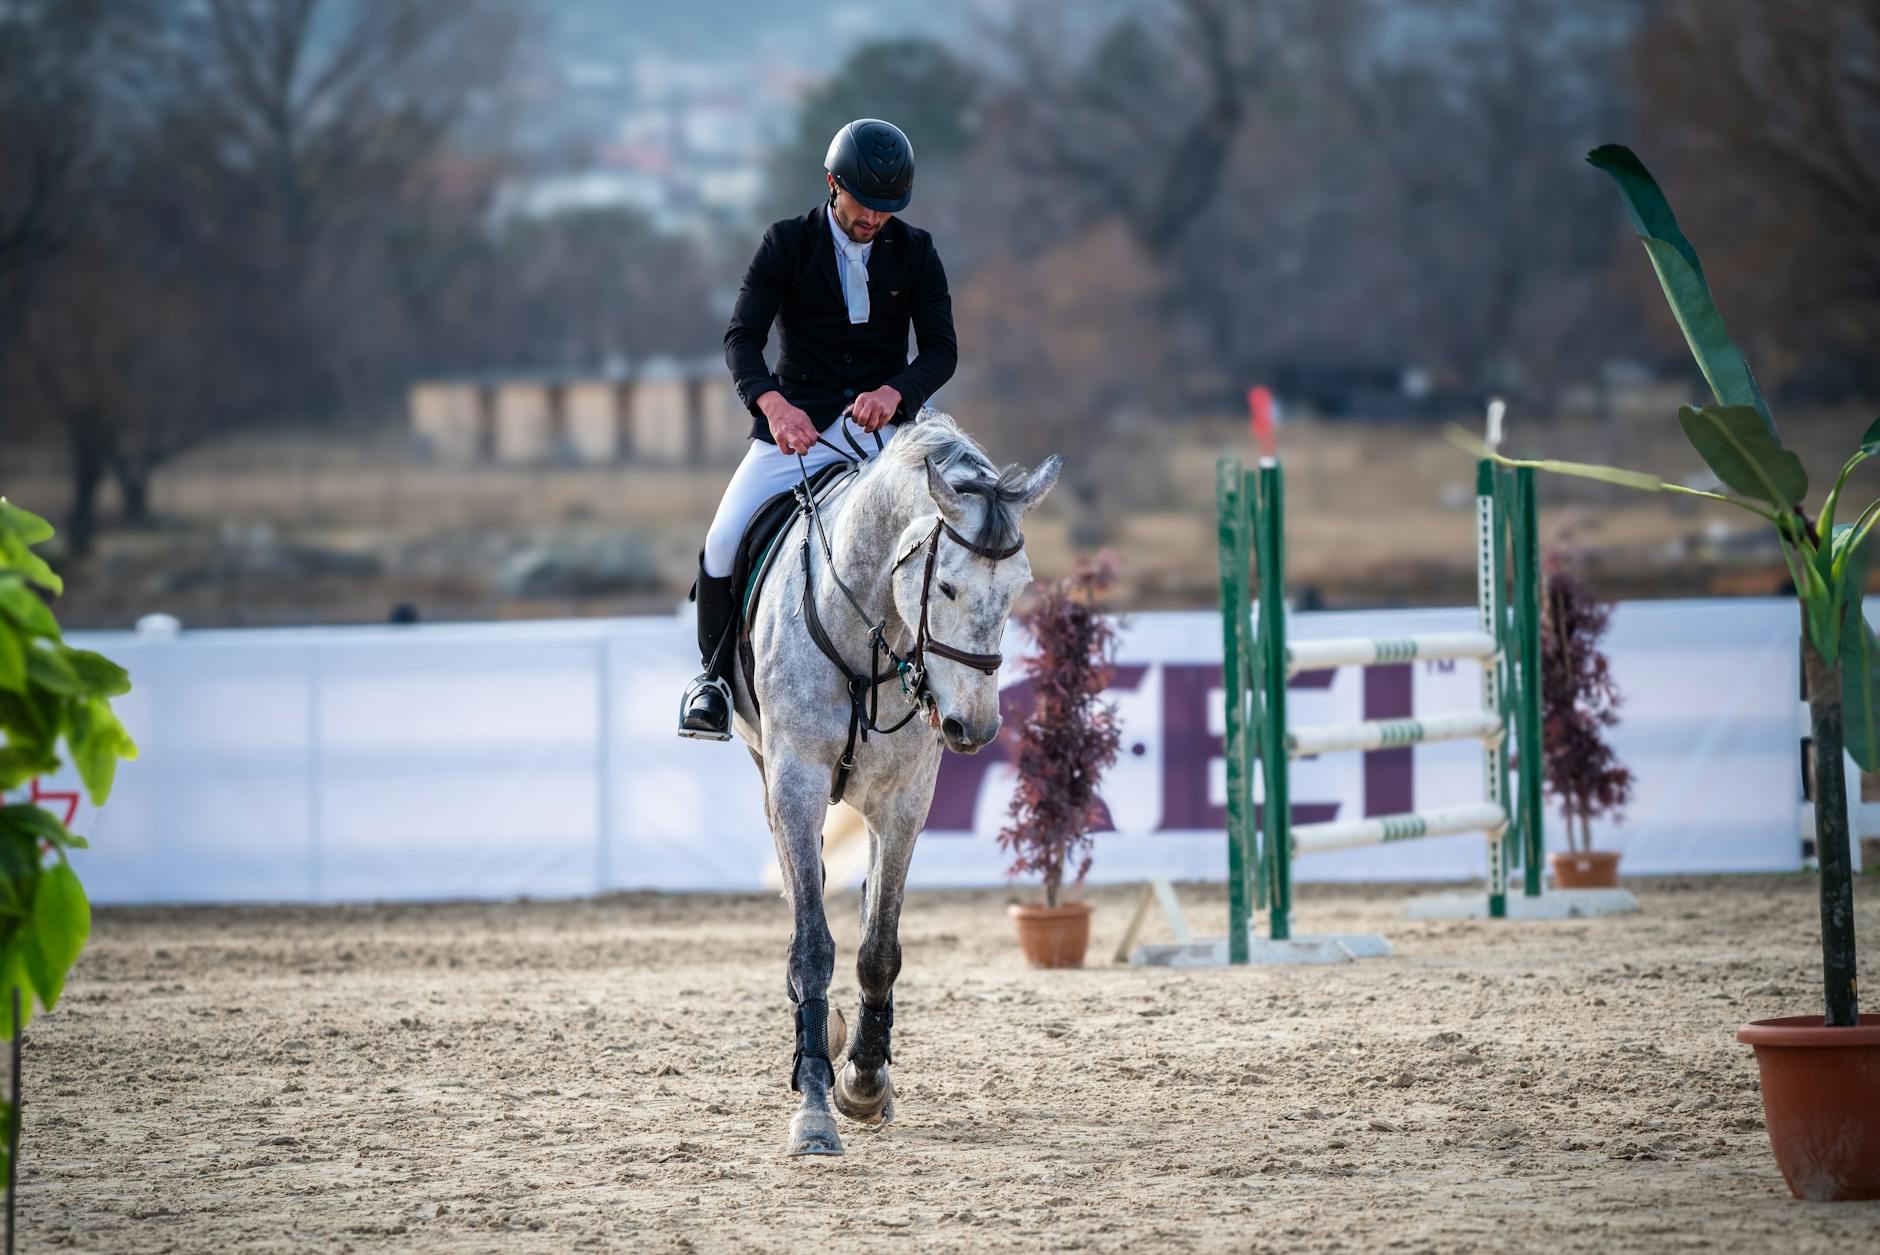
[954,465,1029,551]
[876,410,1024,550]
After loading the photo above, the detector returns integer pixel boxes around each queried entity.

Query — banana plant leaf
[1587,145,1776,437]
[1443,426,1675,492]
[1836,523,1880,772]
[1677,404,1807,507]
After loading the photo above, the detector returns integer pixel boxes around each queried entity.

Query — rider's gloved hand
[759,391,821,455]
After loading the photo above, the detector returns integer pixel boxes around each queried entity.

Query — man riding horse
[676,118,1062,1156]
[679,117,957,739]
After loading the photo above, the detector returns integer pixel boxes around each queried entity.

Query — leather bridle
[895,516,1024,686]
[791,436,1024,804]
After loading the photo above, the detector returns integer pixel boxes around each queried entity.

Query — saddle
[729,461,856,707]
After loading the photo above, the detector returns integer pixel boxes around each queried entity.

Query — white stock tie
[836,236,870,325]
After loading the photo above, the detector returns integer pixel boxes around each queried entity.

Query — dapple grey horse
[732,410,1060,1156]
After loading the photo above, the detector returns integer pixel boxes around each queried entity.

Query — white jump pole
[1287,711,1505,758]
[1292,802,1511,855]
[1285,631,1497,674]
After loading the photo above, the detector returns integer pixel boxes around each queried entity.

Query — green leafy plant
[1450,144,1876,1028]
[0,496,137,1216]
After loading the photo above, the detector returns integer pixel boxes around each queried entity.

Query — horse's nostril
[942,715,967,743]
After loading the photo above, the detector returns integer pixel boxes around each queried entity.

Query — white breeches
[702,415,899,578]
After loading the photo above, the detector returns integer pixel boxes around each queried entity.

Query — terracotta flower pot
[1737,1014,1880,1201]
[1548,849,1622,889]
[1009,901,1093,969]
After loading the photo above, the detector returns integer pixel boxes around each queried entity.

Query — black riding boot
[678,559,735,740]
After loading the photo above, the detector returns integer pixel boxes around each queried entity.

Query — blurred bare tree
[2,0,530,553]
[106,0,525,415]
[462,208,723,368]
[956,222,1172,455]
[1355,0,1645,405]
[0,0,118,368]
[993,0,1645,413]
[1002,0,1267,257]
[1,1,159,554]
[1636,0,1880,400]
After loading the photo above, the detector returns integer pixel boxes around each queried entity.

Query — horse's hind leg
[834,810,918,1126]
[767,761,843,1156]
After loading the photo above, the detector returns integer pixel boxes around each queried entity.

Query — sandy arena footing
[18,875,1879,1251]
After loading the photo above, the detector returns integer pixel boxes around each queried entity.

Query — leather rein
[791,430,1023,804]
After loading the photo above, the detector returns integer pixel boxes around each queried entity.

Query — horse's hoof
[833,1061,894,1127]
[785,1109,845,1157]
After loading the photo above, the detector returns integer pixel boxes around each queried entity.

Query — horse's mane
[873,408,1029,551]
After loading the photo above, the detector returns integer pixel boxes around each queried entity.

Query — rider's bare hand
[850,385,900,433]
[759,392,820,455]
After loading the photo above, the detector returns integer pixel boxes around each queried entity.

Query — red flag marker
[1247,385,1277,459]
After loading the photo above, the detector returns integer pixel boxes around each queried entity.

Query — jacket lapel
[810,204,845,308]
[865,218,901,296]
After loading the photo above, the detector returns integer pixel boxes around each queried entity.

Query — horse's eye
[938,582,957,600]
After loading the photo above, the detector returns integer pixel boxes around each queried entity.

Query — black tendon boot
[678,560,735,740]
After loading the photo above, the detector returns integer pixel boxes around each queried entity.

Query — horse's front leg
[769,761,843,1156]
[834,807,919,1127]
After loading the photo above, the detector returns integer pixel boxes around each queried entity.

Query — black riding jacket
[723,203,957,442]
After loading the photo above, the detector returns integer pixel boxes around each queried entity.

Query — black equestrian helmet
[824,119,915,213]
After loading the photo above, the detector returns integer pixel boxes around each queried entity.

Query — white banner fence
[7,599,1868,904]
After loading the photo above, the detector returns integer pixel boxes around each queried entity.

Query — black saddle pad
[733,461,854,625]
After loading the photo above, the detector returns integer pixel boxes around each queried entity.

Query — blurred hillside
[2,0,1875,626]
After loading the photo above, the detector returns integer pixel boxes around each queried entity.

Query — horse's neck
[822,461,923,637]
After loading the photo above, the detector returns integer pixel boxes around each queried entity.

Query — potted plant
[0,498,138,1241]
[1452,145,1878,1200]
[1000,553,1122,969]
[1539,560,1634,888]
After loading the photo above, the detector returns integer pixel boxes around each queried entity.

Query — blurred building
[498,46,790,235]
[1555,360,1704,424]
[408,359,749,467]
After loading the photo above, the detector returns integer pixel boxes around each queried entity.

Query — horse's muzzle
[941,714,1000,753]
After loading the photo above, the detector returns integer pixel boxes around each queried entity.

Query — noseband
[791,442,1024,804]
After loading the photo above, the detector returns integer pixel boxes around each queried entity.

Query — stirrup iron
[676,674,732,741]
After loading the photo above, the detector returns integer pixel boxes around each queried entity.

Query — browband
[895,520,1025,569]
[942,521,1025,561]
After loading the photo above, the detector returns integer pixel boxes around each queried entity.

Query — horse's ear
[924,456,971,525]
[1016,454,1063,515]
